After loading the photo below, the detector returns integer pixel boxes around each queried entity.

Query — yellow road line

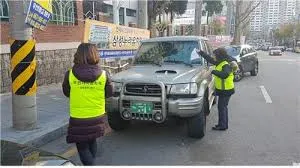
[60,146,78,158]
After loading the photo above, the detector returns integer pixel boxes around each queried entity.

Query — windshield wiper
[164,60,193,67]
[135,60,162,67]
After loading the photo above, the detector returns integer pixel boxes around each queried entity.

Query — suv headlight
[169,83,198,95]
[112,82,122,93]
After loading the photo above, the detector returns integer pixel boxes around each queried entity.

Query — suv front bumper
[107,95,203,121]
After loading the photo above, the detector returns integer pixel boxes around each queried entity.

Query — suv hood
[112,64,204,84]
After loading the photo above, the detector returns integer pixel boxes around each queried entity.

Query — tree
[231,0,262,45]
[203,0,223,25]
[211,19,225,35]
[148,0,188,37]
[164,0,188,23]
[155,21,168,37]
[147,0,169,37]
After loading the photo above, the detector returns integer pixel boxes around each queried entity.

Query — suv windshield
[225,46,241,57]
[134,41,201,65]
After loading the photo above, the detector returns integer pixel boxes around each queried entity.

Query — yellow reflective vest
[69,69,107,118]
[214,61,234,90]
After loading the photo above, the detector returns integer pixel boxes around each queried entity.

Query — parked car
[277,46,286,52]
[224,45,259,82]
[107,36,216,139]
[269,47,282,56]
[286,48,293,52]
[1,140,75,166]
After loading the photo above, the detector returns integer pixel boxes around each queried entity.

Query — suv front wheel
[107,111,130,131]
[187,98,207,139]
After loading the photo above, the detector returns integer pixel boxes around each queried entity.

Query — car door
[240,48,249,72]
[242,47,253,72]
[248,47,257,71]
[202,40,215,108]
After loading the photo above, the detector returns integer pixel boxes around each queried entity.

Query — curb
[25,123,69,148]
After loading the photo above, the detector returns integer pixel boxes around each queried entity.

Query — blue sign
[25,0,52,30]
[99,50,136,58]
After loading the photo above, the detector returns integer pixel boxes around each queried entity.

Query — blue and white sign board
[99,50,136,59]
[25,0,52,30]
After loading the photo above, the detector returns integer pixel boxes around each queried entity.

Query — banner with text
[83,19,150,59]
[25,0,52,30]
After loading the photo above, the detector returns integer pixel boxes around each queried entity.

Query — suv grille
[125,83,162,96]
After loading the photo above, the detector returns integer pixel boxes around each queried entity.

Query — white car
[269,47,282,56]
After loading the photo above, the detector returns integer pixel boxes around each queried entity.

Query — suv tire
[187,98,207,139]
[250,62,258,76]
[107,112,130,131]
[234,65,243,82]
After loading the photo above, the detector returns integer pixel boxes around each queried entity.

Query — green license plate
[130,102,153,113]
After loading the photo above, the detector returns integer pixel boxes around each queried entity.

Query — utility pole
[113,0,120,25]
[8,1,37,130]
[138,0,148,29]
[194,0,203,36]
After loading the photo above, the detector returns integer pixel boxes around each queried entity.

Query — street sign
[25,0,52,30]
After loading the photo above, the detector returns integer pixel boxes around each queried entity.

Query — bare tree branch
[238,0,261,25]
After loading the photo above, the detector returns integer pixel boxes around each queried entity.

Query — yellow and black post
[10,40,37,96]
[9,1,37,130]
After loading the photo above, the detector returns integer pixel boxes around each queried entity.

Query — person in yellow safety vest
[197,47,235,131]
[62,43,113,165]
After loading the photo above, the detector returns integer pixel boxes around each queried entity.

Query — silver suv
[107,36,216,138]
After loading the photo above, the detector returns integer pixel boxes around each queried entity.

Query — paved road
[42,51,300,165]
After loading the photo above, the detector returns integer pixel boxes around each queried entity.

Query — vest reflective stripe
[69,70,106,118]
[214,61,234,90]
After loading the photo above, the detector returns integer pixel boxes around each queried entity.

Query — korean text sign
[25,0,52,30]
[83,19,150,59]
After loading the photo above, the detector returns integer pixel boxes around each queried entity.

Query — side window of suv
[241,48,247,56]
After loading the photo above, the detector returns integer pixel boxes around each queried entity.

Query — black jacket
[198,51,235,96]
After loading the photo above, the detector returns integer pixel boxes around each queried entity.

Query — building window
[119,7,124,25]
[126,8,136,17]
[50,0,76,25]
[0,0,9,21]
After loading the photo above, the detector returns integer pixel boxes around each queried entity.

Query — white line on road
[259,85,272,104]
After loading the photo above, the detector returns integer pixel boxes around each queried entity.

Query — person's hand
[211,70,217,75]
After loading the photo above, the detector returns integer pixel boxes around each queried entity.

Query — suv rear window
[134,41,201,65]
[225,46,241,57]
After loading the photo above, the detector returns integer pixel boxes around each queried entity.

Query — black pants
[217,95,231,129]
[76,139,97,165]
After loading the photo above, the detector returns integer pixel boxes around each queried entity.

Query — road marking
[259,85,272,104]
[60,146,78,158]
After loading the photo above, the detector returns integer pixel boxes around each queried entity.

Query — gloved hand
[196,49,205,55]
[230,61,239,72]
[211,70,218,75]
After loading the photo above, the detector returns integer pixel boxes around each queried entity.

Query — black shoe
[212,126,227,131]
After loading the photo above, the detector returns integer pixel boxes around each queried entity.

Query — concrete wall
[1,46,132,93]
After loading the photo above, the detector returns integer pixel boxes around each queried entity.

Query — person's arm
[211,64,232,79]
[105,71,113,98]
[197,50,217,65]
[62,71,70,98]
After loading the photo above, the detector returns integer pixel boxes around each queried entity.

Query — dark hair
[73,43,99,65]
[213,47,229,61]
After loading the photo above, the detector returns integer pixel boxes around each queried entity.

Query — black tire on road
[212,95,217,106]
[187,97,207,139]
[234,66,243,82]
[250,62,258,76]
[107,111,130,131]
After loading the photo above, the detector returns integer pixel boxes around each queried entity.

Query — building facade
[249,0,299,40]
